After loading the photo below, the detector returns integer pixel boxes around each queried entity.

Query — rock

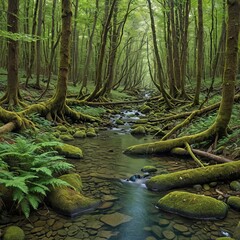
[60,134,74,141]
[145,237,157,240]
[203,184,210,191]
[98,202,114,210]
[86,128,97,137]
[230,181,240,191]
[48,174,100,217]
[73,130,86,138]
[102,195,118,202]
[151,225,162,238]
[209,182,218,187]
[193,184,202,191]
[173,223,189,232]
[3,226,25,240]
[162,230,175,240]
[115,119,124,125]
[100,212,132,227]
[140,104,151,114]
[141,166,157,173]
[56,125,69,132]
[215,238,235,240]
[158,219,170,227]
[227,196,240,211]
[128,174,142,182]
[131,126,146,136]
[97,230,119,239]
[157,191,228,220]
[55,144,83,159]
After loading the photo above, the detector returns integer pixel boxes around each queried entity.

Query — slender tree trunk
[0,0,22,108]
[193,0,204,105]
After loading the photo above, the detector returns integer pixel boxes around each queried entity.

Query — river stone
[227,196,240,211]
[157,191,228,219]
[193,184,202,191]
[68,225,79,236]
[34,220,46,227]
[73,130,86,138]
[141,166,157,173]
[230,181,240,191]
[60,134,74,141]
[31,227,44,233]
[158,219,170,227]
[58,229,67,237]
[98,201,114,210]
[151,225,162,238]
[100,212,132,227]
[56,125,69,132]
[47,219,55,226]
[52,221,64,231]
[203,184,210,191]
[3,226,25,240]
[131,126,146,135]
[97,230,119,238]
[215,238,235,240]
[162,230,175,240]
[146,236,157,240]
[86,220,104,230]
[102,195,119,202]
[55,144,83,159]
[173,223,189,232]
[86,128,97,137]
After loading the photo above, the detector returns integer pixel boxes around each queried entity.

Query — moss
[56,125,69,132]
[139,104,151,114]
[59,173,83,193]
[157,191,228,220]
[135,119,148,124]
[55,143,83,159]
[146,160,240,192]
[230,180,240,191]
[3,226,25,240]
[131,126,146,135]
[86,127,97,137]
[215,238,234,240]
[141,166,157,173]
[115,119,124,125]
[73,130,86,138]
[48,174,100,217]
[227,196,240,211]
[60,134,74,141]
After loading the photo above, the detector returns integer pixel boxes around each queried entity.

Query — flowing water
[1,116,240,240]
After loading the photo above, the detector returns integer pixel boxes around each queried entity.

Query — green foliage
[73,106,106,117]
[28,113,52,129]
[0,30,39,42]
[0,135,73,218]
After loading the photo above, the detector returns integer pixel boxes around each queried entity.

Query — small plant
[0,135,73,218]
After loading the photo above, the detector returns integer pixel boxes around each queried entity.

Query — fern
[0,134,75,218]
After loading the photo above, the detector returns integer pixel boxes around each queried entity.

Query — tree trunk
[193,0,204,105]
[0,0,22,108]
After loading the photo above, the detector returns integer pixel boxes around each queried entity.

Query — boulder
[73,130,86,138]
[139,104,151,114]
[115,119,124,125]
[131,126,146,136]
[141,166,157,173]
[86,128,97,137]
[230,180,240,191]
[60,134,74,141]
[3,226,25,240]
[55,144,83,159]
[157,191,228,220]
[227,196,240,211]
[56,125,69,132]
[48,174,100,217]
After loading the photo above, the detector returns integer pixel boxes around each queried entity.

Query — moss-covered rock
[230,180,240,191]
[55,144,83,159]
[60,134,74,141]
[215,238,234,240]
[56,125,69,132]
[135,119,148,124]
[131,126,146,135]
[141,166,157,173]
[73,130,86,138]
[157,191,228,220]
[3,226,25,240]
[59,174,83,193]
[86,128,97,137]
[48,174,100,217]
[115,119,124,125]
[139,104,151,114]
[227,196,240,211]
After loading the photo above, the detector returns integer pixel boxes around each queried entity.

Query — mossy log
[146,160,240,192]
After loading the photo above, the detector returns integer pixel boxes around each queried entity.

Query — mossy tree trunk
[0,0,23,108]
[124,0,240,155]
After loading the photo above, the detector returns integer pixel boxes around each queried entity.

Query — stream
[1,111,240,240]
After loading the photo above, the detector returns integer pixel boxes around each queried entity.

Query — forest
[0,0,240,240]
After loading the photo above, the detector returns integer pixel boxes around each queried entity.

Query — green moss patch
[157,191,228,220]
[227,196,240,211]
[55,144,83,159]
[3,226,25,240]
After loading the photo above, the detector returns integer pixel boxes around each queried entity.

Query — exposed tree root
[185,142,205,167]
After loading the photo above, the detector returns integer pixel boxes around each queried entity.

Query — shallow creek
[2,116,240,239]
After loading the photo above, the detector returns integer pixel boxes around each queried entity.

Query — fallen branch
[185,142,205,167]
[171,147,232,163]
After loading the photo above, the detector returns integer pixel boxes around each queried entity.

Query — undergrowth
[0,134,73,218]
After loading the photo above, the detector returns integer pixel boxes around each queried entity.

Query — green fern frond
[29,185,49,195]
[49,161,73,173]
[31,167,52,176]
[12,188,25,203]
[19,199,30,218]
[27,194,41,210]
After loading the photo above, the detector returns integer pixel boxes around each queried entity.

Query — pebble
[162,230,176,240]
[173,223,189,232]
[159,219,170,227]
[151,225,162,238]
